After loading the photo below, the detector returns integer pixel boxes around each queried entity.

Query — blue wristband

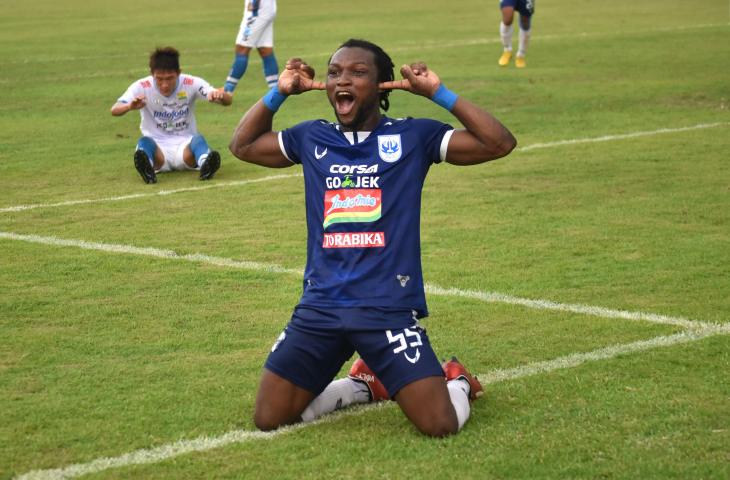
[431,84,458,111]
[262,86,287,112]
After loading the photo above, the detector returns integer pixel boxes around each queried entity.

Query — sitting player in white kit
[111,47,232,184]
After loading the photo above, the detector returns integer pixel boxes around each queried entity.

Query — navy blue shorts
[264,306,444,397]
[500,0,535,17]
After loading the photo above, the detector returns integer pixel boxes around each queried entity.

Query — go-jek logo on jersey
[323,189,381,229]
[378,134,402,163]
[326,164,380,189]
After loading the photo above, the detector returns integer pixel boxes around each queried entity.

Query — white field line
[7,22,727,66]
[0,231,715,330]
[517,122,730,152]
[479,323,730,384]
[424,285,713,330]
[16,323,730,480]
[0,232,300,276]
[0,173,302,213]
[1,122,726,215]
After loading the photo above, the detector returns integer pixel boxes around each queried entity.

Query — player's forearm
[447,97,517,165]
[229,100,290,168]
[110,103,131,116]
[230,100,273,156]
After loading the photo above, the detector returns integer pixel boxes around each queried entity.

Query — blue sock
[262,53,279,87]
[224,54,249,92]
[189,134,211,166]
[136,137,156,165]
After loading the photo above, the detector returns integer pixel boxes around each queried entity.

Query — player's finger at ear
[311,81,326,90]
[379,79,410,90]
[286,58,302,69]
[399,64,414,79]
[301,65,315,79]
[410,62,428,72]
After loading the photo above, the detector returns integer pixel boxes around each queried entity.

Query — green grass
[1,0,729,478]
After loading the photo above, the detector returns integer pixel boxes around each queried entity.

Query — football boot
[442,356,484,401]
[348,358,390,402]
[199,150,221,180]
[498,50,513,66]
[134,150,157,184]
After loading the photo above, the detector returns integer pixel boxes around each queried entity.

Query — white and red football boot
[442,356,484,402]
[348,358,390,402]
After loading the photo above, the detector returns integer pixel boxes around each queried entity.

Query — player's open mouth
[335,91,355,117]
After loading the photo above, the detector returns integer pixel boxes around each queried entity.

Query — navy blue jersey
[279,116,453,317]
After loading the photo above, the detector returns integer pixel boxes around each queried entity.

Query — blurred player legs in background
[224,0,279,93]
[498,0,534,68]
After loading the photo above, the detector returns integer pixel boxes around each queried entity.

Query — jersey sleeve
[117,80,144,104]
[279,120,317,165]
[192,76,214,100]
[412,118,454,165]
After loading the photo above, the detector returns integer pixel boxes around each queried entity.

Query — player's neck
[338,111,382,133]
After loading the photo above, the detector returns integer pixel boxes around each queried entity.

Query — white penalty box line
[18,327,730,480]
[14,320,729,480]
[1,122,728,215]
[5,230,728,480]
[0,173,303,214]
[1,231,723,335]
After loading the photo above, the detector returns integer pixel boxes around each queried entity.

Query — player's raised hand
[208,88,233,106]
[129,95,146,110]
[379,62,441,98]
[277,58,325,95]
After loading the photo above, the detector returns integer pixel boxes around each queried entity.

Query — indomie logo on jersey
[322,232,385,249]
[323,189,381,229]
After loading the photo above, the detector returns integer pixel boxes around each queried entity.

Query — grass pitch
[1,0,729,478]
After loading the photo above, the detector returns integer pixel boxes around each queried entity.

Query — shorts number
[386,327,422,364]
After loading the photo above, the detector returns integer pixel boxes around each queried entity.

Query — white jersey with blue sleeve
[117,74,213,143]
[278,116,454,317]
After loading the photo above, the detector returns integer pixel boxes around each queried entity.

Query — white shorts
[235,12,275,47]
[154,137,197,173]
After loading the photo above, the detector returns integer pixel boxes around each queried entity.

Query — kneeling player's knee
[413,415,459,438]
[253,405,302,432]
[253,411,280,432]
[418,420,458,438]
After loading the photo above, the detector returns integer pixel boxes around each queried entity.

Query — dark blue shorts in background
[500,0,535,16]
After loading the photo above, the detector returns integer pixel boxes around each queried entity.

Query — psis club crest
[377,134,402,163]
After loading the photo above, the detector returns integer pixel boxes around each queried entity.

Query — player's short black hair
[335,39,394,111]
[149,47,180,73]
